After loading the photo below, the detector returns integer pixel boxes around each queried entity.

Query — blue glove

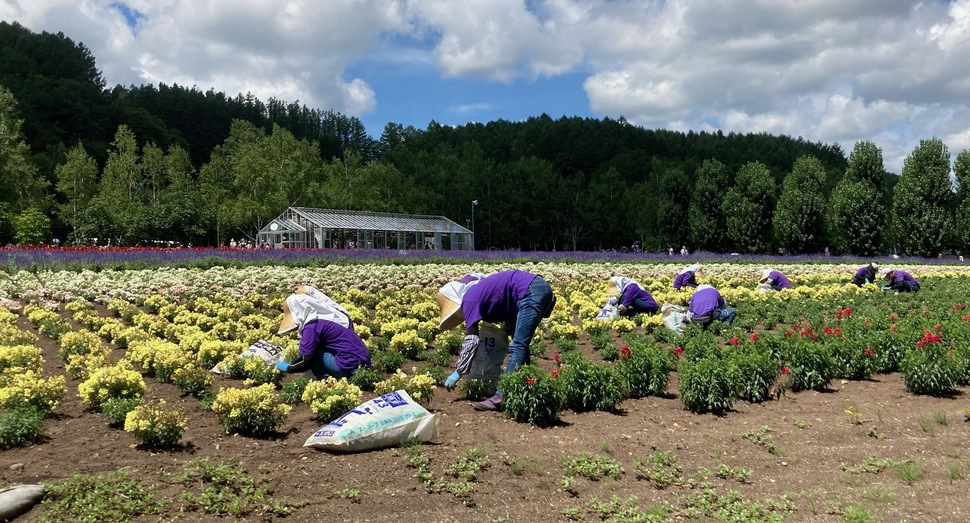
[275,361,289,372]
[444,371,461,390]
[881,285,890,291]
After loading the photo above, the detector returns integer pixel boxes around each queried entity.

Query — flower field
[3,259,970,522]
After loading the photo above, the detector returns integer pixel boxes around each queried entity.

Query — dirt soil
[4,311,970,523]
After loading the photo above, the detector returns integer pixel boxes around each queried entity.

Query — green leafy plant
[634,451,682,489]
[742,425,784,455]
[461,378,495,401]
[615,342,673,398]
[558,352,624,412]
[560,452,624,495]
[171,366,213,397]
[498,364,564,427]
[900,331,959,396]
[372,349,406,373]
[678,354,737,415]
[0,406,45,449]
[101,397,143,427]
[348,366,384,391]
[211,384,291,437]
[302,377,363,423]
[279,376,311,404]
[38,469,166,522]
[178,458,302,516]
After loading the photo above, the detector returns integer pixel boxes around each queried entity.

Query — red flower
[844,308,852,317]
[526,377,536,385]
[823,326,832,336]
[785,330,793,337]
[554,353,561,363]
[730,336,740,346]
[673,346,684,358]
[620,346,632,359]
[750,333,759,342]
[811,334,818,342]
[917,341,924,349]
[952,304,964,311]
[890,314,896,323]
[781,366,791,375]
[963,314,970,322]
[935,324,942,332]
[863,348,873,357]
[864,319,870,327]
[923,310,931,317]
[890,324,897,332]
[834,328,841,336]
[550,370,559,379]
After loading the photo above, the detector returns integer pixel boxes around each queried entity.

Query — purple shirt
[892,270,919,287]
[853,267,868,279]
[673,271,697,290]
[460,270,536,328]
[689,287,725,317]
[766,270,792,289]
[299,319,371,374]
[621,284,658,309]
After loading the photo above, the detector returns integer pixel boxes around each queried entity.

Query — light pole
[471,200,478,250]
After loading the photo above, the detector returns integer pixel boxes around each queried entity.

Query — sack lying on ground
[661,304,688,334]
[211,339,284,373]
[0,484,44,521]
[596,298,619,321]
[463,322,508,395]
[304,390,438,453]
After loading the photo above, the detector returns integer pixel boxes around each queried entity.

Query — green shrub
[730,343,778,403]
[461,378,495,400]
[0,406,45,449]
[302,378,362,423]
[372,349,406,373]
[615,343,673,398]
[171,366,213,397]
[558,353,624,412]
[124,400,188,448]
[678,356,737,415]
[348,366,384,391]
[101,397,143,427]
[901,335,958,396]
[211,384,291,437]
[499,365,563,427]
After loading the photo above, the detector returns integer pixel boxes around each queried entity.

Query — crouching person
[439,270,557,411]
[688,284,736,327]
[607,276,659,316]
[881,268,920,292]
[851,262,879,286]
[275,285,371,379]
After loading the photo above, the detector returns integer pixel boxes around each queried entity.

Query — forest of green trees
[2,21,970,256]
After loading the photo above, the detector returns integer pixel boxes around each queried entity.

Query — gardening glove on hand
[881,285,891,291]
[275,361,289,373]
[617,304,628,315]
[445,371,461,390]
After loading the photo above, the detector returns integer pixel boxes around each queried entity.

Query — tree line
[2,20,969,256]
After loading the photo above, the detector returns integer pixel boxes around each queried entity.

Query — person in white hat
[688,284,736,326]
[880,268,920,292]
[438,270,556,411]
[274,285,371,379]
[850,262,879,286]
[759,268,792,291]
[673,264,701,290]
[607,277,659,316]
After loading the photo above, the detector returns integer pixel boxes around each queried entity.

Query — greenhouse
[255,207,474,250]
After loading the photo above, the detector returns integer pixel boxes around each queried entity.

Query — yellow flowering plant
[124,399,188,448]
[211,384,290,437]
[374,368,436,405]
[302,377,363,423]
[78,362,147,412]
[389,330,426,358]
[0,370,66,413]
[0,344,44,374]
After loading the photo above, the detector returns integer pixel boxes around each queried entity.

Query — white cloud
[4,0,970,173]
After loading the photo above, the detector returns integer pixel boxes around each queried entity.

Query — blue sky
[3,0,970,172]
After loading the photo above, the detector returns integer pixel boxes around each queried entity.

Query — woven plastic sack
[304,390,437,452]
[0,484,44,521]
[211,339,283,373]
[596,298,619,321]
[661,304,687,334]
[464,322,508,394]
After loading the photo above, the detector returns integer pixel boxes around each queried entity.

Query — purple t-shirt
[621,284,658,309]
[853,267,868,279]
[461,270,536,328]
[673,271,697,290]
[299,318,371,373]
[892,270,919,286]
[767,270,792,289]
[689,287,725,317]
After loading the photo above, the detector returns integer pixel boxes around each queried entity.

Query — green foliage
[772,336,834,392]
[723,161,776,254]
[892,138,953,257]
[100,397,143,427]
[498,364,564,427]
[38,470,166,523]
[900,343,959,396]
[461,378,495,401]
[773,155,827,254]
[634,451,682,489]
[0,406,45,449]
[348,366,384,391]
[615,342,673,398]
[827,141,887,255]
[560,452,624,494]
[689,159,730,251]
[178,457,301,516]
[13,207,51,246]
[558,353,625,412]
[372,349,406,373]
[731,343,779,403]
[678,352,737,414]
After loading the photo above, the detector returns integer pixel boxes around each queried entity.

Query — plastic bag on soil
[661,304,688,334]
[211,339,284,373]
[304,390,437,453]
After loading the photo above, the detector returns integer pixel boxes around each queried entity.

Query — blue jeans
[630,298,659,315]
[504,277,555,375]
[716,308,737,324]
[309,351,350,380]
